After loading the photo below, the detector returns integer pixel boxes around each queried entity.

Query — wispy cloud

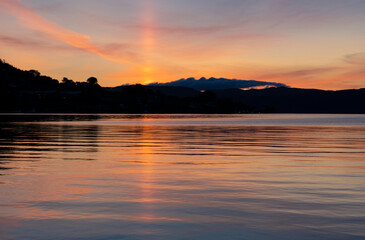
[120,23,229,35]
[257,63,365,90]
[0,34,81,52]
[258,67,339,81]
[0,0,136,64]
[344,52,365,65]
[0,34,43,47]
[305,70,365,90]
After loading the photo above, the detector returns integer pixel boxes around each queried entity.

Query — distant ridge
[147,77,289,90]
[2,58,365,113]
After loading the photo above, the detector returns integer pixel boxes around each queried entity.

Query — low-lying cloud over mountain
[148,77,289,90]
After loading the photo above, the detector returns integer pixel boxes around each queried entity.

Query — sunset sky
[1,0,365,89]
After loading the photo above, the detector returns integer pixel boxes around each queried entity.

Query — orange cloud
[0,0,135,65]
[257,67,339,82]
[255,65,365,90]
[324,69,365,89]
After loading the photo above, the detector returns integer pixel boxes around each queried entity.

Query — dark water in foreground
[0,114,364,240]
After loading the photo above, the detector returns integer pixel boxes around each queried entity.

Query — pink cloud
[0,0,135,64]
[258,67,339,81]
[0,34,83,52]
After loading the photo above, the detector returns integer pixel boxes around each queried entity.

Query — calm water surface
[0,114,364,240]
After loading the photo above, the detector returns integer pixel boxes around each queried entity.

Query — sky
[0,0,365,89]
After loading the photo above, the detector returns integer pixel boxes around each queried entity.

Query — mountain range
[147,77,288,90]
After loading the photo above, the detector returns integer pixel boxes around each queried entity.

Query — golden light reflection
[136,124,161,222]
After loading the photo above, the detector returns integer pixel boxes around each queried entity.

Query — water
[0,114,364,240]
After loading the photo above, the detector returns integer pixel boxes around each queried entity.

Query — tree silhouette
[28,70,40,78]
[87,77,98,85]
[62,77,75,84]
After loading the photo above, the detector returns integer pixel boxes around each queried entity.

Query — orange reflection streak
[139,125,154,196]
[135,125,161,223]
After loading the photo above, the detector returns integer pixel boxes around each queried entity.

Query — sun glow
[140,0,156,83]
[1,0,364,89]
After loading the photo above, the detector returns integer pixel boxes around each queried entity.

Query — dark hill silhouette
[210,87,365,113]
[147,77,288,90]
[0,59,59,90]
[113,85,199,98]
[1,59,365,113]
